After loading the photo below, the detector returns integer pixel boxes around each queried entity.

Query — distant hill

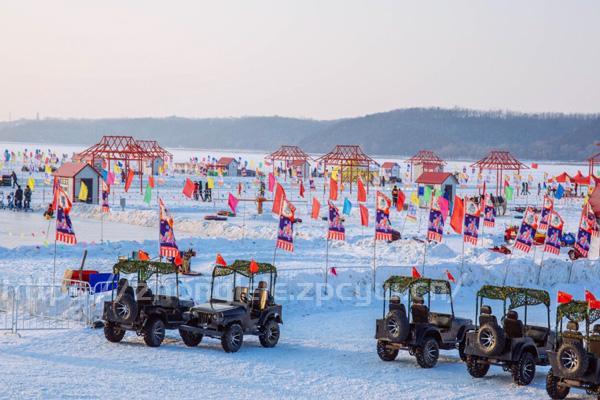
[0,108,598,161]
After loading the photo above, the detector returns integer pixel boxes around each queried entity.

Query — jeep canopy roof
[213,260,277,278]
[383,276,451,297]
[557,301,600,325]
[113,259,178,281]
[477,285,550,309]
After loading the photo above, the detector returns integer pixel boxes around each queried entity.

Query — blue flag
[343,198,352,215]
[555,184,564,200]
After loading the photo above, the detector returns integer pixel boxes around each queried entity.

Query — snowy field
[0,141,598,399]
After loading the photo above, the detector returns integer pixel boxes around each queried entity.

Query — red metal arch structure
[137,140,173,174]
[76,135,149,193]
[266,145,313,180]
[315,145,379,193]
[471,150,528,196]
[406,150,446,181]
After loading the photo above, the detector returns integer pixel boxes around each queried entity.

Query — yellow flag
[114,164,121,174]
[207,177,215,189]
[27,177,35,190]
[45,165,52,174]
[410,191,419,205]
[78,181,88,201]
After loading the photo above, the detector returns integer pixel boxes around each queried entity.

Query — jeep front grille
[197,312,212,325]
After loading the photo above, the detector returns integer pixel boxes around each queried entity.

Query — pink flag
[268,173,275,193]
[228,193,239,213]
[107,171,115,186]
[437,196,449,221]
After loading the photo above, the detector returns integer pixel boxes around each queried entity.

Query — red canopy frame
[471,150,528,196]
[406,150,446,181]
[315,145,379,193]
[266,145,313,181]
[76,136,157,193]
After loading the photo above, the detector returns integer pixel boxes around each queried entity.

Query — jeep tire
[104,322,126,343]
[143,317,166,347]
[546,368,570,399]
[476,323,505,356]
[385,309,409,342]
[377,340,399,361]
[415,337,439,369]
[259,319,280,348]
[556,342,588,379]
[221,323,244,353]
[466,356,490,378]
[512,351,536,386]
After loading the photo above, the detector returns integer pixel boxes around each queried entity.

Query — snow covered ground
[0,142,598,399]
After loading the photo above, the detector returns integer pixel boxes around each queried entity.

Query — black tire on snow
[385,309,409,342]
[104,323,126,343]
[466,356,490,378]
[259,319,280,348]
[476,323,505,356]
[111,293,138,325]
[512,351,536,386]
[377,340,399,361]
[143,317,166,347]
[415,337,439,369]
[221,323,244,353]
[556,341,588,379]
[546,368,570,399]
[179,326,203,347]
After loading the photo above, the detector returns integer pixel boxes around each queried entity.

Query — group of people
[192,180,212,202]
[0,185,32,211]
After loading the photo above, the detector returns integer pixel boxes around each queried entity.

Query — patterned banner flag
[427,197,445,242]
[327,201,345,241]
[101,181,110,213]
[514,207,538,253]
[55,186,77,244]
[544,211,563,255]
[538,195,554,231]
[375,191,393,241]
[483,194,496,228]
[463,200,481,245]
[276,199,295,252]
[159,198,179,258]
[406,192,418,222]
[574,204,595,258]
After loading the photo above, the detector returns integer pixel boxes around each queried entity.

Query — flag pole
[460,198,466,277]
[101,212,104,244]
[52,235,57,286]
[502,246,516,285]
[372,236,377,293]
[325,236,330,290]
[421,239,428,277]
[536,244,547,285]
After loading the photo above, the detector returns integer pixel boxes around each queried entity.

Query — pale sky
[1,0,599,120]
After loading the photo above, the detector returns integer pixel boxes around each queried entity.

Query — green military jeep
[375,276,475,368]
[463,285,554,385]
[546,300,600,399]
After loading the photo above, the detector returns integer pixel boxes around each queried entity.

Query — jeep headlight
[213,312,223,322]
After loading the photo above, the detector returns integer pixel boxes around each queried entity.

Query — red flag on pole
[557,291,573,304]
[411,266,421,279]
[359,204,369,226]
[299,180,305,198]
[330,267,337,276]
[215,253,227,267]
[450,196,464,234]
[249,259,259,274]
[125,169,135,192]
[585,290,597,303]
[357,177,367,202]
[329,177,338,201]
[182,178,195,198]
[446,270,456,283]
[311,197,321,220]
[138,250,150,261]
[272,183,286,215]
[397,189,406,211]
[148,176,155,189]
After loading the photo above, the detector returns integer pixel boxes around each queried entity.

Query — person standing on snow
[14,185,23,210]
[24,185,32,210]
[10,171,17,188]
[391,185,399,208]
